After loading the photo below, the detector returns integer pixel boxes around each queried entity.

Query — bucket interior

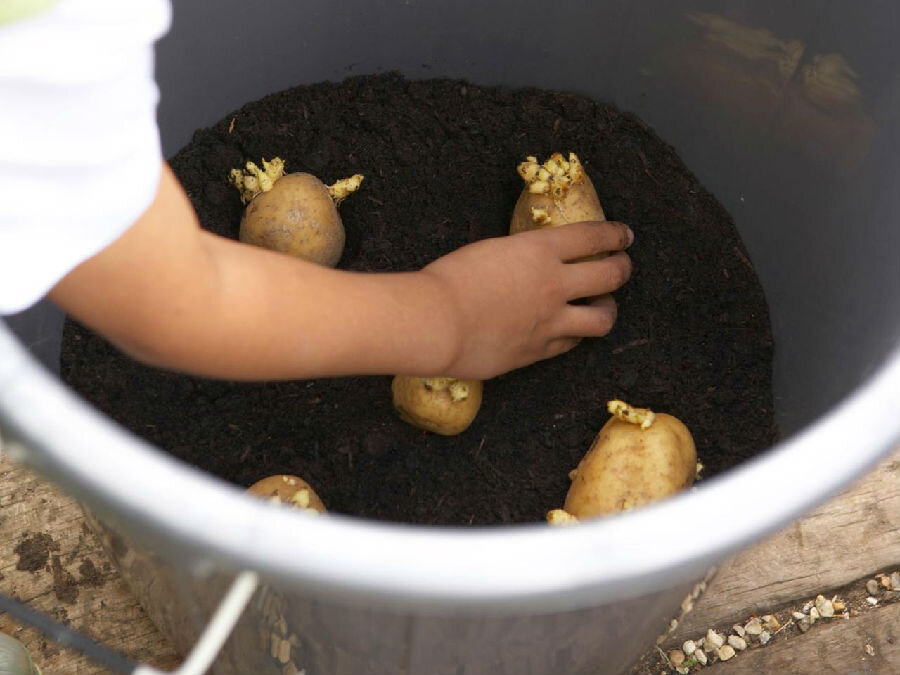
[7,1,900,440]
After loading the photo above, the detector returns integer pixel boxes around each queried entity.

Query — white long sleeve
[0,0,172,314]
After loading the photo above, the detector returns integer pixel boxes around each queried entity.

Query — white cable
[134,570,259,675]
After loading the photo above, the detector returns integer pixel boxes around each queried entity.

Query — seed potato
[549,400,696,522]
[510,152,606,235]
[246,474,327,514]
[230,157,363,267]
[392,376,483,436]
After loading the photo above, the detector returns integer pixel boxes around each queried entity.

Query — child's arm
[50,163,633,381]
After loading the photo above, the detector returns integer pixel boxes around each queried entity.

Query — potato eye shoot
[392,376,483,436]
[230,157,363,267]
[548,400,696,523]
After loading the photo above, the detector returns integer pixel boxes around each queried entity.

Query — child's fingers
[557,295,618,338]
[543,336,582,360]
[541,221,633,262]
[561,252,632,300]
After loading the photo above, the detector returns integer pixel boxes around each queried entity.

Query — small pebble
[802,601,814,613]
[728,635,747,651]
[705,629,724,650]
[809,607,820,622]
[816,595,835,618]
[884,590,900,601]
[866,596,879,606]
[277,638,291,664]
[759,630,771,645]
[676,668,689,675]
[717,645,736,661]
[682,640,696,656]
[744,617,762,636]
[668,649,685,668]
[761,614,780,631]
[695,649,708,665]
[865,644,876,657]
[792,611,806,621]
[797,617,811,633]
[891,571,900,590]
[866,579,880,595]
[732,624,746,637]
[833,600,846,612]
[880,575,892,589]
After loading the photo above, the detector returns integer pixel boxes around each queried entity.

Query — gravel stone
[728,635,747,651]
[866,596,879,606]
[866,579,881,595]
[891,572,900,590]
[792,611,806,620]
[759,630,771,645]
[809,607,820,623]
[695,649,708,665]
[732,624,746,637]
[668,649,685,667]
[745,618,763,636]
[797,617,811,633]
[682,640,696,656]
[881,575,892,589]
[717,645,736,661]
[705,629,725,650]
[816,595,835,618]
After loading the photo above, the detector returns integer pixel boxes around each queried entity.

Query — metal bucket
[2,1,899,673]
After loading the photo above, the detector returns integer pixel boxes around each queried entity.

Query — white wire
[133,570,259,675]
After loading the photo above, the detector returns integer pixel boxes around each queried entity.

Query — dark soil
[60,74,777,526]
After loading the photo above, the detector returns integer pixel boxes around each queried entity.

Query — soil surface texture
[61,74,776,525]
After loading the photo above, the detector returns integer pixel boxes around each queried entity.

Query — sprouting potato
[230,157,363,267]
[246,474,326,514]
[547,400,696,523]
[391,376,483,436]
[510,152,606,235]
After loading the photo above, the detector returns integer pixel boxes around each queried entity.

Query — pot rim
[1,323,898,611]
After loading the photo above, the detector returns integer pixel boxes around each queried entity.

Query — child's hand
[422,221,633,379]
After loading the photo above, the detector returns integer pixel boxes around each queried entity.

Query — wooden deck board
[0,452,180,674]
[662,447,900,650]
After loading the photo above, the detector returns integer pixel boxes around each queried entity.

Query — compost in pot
[60,74,777,525]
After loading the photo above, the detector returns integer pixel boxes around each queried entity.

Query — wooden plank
[0,452,180,674]
[664,446,900,647]
[704,603,900,675]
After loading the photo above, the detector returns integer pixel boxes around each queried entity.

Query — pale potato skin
[564,413,696,518]
[246,474,327,513]
[509,173,606,235]
[239,173,345,267]
[391,376,483,436]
